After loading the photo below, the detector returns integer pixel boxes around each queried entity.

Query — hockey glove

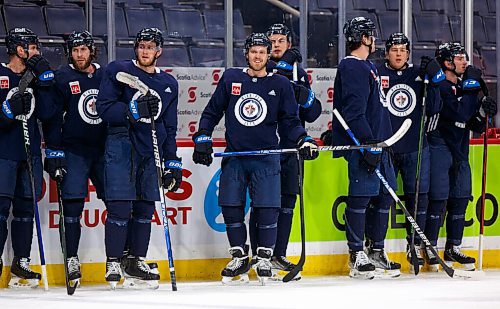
[359,141,382,174]
[320,129,332,146]
[127,92,160,122]
[25,55,54,87]
[419,56,444,85]
[44,149,67,182]
[276,48,302,72]
[462,65,483,93]
[162,159,183,192]
[465,113,486,133]
[291,83,315,108]
[2,92,32,119]
[480,96,497,117]
[192,130,213,166]
[297,135,319,160]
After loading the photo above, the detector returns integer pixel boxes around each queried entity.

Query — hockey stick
[55,172,77,295]
[282,153,306,282]
[478,84,490,271]
[116,71,178,291]
[333,108,477,279]
[409,78,430,275]
[18,70,49,290]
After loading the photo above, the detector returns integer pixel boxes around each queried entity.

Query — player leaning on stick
[331,17,400,279]
[0,28,56,288]
[192,33,318,285]
[377,32,444,271]
[424,42,497,271]
[95,27,181,289]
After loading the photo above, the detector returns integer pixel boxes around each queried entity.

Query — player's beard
[137,56,156,68]
[71,57,92,71]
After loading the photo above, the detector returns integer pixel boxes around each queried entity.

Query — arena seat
[45,6,86,36]
[125,7,166,37]
[204,9,246,41]
[165,7,206,39]
[92,6,129,39]
[156,39,191,67]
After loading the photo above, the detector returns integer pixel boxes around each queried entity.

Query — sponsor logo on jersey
[78,88,102,124]
[234,93,268,127]
[188,86,197,103]
[381,76,390,89]
[131,89,163,123]
[0,76,9,89]
[231,83,241,95]
[69,81,81,94]
[6,87,35,121]
[327,87,334,103]
[386,84,417,117]
[212,69,221,85]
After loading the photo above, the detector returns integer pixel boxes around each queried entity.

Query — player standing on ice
[377,32,443,271]
[95,27,181,289]
[424,42,497,271]
[331,17,400,279]
[42,31,106,287]
[192,33,318,285]
[0,28,55,287]
[247,23,321,280]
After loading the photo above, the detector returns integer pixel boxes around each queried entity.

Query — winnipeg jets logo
[7,87,35,121]
[386,84,416,117]
[131,89,162,123]
[78,89,102,124]
[234,93,267,127]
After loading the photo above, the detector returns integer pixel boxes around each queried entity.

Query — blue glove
[462,65,483,92]
[2,92,32,119]
[192,130,213,166]
[44,149,67,182]
[162,159,183,192]
[359,141,382,174]
[127,93,159,122]
[291,82,315,108]
[25,55,54,87]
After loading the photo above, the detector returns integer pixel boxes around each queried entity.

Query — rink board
[0,144,499,287]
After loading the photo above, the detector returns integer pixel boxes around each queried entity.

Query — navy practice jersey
[44,63,106,154]
[96,60,179,160]
[433,79,480,161]
[332,56,392,154]
[267,61,322,148]
[199,68,306,151]
[377,63,442,154]
[0,64,57,160]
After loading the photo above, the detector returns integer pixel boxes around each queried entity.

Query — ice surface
[1,271,500,309]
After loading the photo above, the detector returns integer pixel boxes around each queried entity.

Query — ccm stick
[333,108,479,280]
[116,71,178,291]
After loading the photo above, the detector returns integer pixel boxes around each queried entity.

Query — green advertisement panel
[290,144,500,242]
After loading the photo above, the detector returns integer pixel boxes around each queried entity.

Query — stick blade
[453,269,486,280]
[282,259,304,283]
[381,118,412,147]
[116,72,149,95]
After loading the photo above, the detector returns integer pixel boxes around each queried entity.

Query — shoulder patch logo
[70,81,81,94]
[268,90,276,96]
[231,83,241,95]
[0,76,9,89]
[165,87,172,93]
[381,76,389,89]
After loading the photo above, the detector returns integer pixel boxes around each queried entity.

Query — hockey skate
[270,256,301,281]
[348,250,375,279]
[366,247,401,278]
[66,256,81,288]
[122,256,160,289]
[105,257,123,290]
[444,244,476,271]
[252,247,273,285]
[422,244,440,272]
[221,246,250,285]
[406,244,424,273]
[8,257,41,288]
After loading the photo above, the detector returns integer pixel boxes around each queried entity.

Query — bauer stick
[18,70,49,290]
[333,108,478,280]
[409,77,430,275]
[54,171,77,295]
[116,71,177,291]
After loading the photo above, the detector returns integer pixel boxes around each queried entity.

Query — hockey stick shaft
[214,145,385,157]
[410,78,429,275]
[478,115,488,271]
[283,154,306,282]
[55,174,76,295]
[333,108,474,279]
[116,71,178,290]
[18,70,49,290]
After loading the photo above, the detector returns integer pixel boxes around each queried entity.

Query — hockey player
[42,31,106,287]
[0,28,56,287]
[247,23,321,280]
[95,28,181,289]
[424,42,497,271]
[331,17,400,279]
[377,32,443,271]
[192,33,318,285]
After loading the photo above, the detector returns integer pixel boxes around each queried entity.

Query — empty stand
[165,7,206,39]
[189,41,224,67]
[414,13,452,43]
[204,9,246,41]
[125,7,166,37]
[156,39,191,67]
[92,7,129,39]
[45,6,86,36]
